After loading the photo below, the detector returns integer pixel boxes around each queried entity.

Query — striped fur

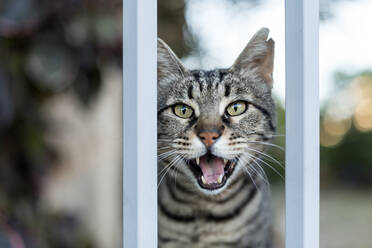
[158,28,276,248]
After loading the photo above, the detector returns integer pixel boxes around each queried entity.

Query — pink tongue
[199,156,225,184]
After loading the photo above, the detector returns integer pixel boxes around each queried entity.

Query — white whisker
[244,149,284,180]
[158,155,183,188]
[158,146,172,150]
[241,155,269,185]
[244,146,285,170]
[158,150,177,161]
[158,153,178,176]
[246,141,285,151]
[171,156,185,190]
[237,155,260,191]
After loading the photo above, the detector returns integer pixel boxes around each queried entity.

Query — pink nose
[198,131,220,147]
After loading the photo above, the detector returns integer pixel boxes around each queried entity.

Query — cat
[158,27,276,248]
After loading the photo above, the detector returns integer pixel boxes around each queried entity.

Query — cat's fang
[217,175,223,184]
[196,157,200,165]
[201,175,206,184]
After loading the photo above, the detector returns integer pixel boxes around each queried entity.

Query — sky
[183,0,372,103]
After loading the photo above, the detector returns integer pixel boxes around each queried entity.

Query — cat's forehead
[159,67,272,112]
[191,69,228,85]
[189,69,229,102]
[162,69,229,104]
[186,69,264,97]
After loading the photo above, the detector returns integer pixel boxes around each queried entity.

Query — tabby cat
[158,28,276,248]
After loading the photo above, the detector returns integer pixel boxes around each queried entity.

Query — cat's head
[158,28,276,195]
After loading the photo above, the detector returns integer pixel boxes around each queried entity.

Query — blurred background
[0,0,371,247]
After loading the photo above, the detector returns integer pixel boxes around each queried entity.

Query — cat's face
[158,28,276,195]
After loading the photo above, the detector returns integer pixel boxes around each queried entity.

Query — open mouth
[187,154,237,190]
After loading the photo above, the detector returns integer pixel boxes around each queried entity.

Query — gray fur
[158,28,276,248]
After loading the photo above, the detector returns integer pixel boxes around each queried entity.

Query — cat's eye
[173,104,194,119]
[226,101,247,116]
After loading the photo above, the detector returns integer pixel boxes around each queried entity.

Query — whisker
[158,153,176,162]
[246,132,285,139]
[240,155,269,185]
[244,151,284,180]
[244,147,285,170]
[158,146,172,150]
[171,155,185,190]
[166,155,184,178]
[158,158,178,188]
[237,155,260,191]
[243,166,259,191]
[158,149,175,155]
[158,150,177,160]
[246,141,285,151]
[158,153,178,175]
[157,139,173,143]
[242,155,270,185]
[158,155,183,188]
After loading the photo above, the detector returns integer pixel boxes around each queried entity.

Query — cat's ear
[158,38,187,85]
[230,27,274,85]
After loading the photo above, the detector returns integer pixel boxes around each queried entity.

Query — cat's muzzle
[187,154,237,190]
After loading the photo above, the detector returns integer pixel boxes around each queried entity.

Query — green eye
[173,104,194,119]
[226,101,247,116]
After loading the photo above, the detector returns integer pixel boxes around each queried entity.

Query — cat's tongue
[199,155,225,184]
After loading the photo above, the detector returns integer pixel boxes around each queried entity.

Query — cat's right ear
[229,28,274,86]
[158,38,187,85]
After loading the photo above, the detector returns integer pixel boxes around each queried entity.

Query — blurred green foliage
[267,71,372,188]
[320,71,372,187]
[321,126,372,186]
[266,71,372,188]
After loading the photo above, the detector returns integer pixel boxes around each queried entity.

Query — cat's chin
[187,154,237,191]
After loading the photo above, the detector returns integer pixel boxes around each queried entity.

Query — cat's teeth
[196,157,200,165]
[224,159,228,165]
[217,175,223,184]
[201,176,206,184]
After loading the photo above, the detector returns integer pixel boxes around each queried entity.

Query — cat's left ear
[230,27,274,86]
[158,38,187,86]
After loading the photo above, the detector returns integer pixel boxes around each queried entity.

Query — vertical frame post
[123,0,157,247]
[285,0,319,247]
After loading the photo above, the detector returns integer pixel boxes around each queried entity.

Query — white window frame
[123,0,157,247]
[123,0,319,247]
[285,0,319,247]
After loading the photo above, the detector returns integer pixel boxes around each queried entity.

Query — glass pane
[0,0,122,247]
[319,1,372,247]
[158,1,285,247]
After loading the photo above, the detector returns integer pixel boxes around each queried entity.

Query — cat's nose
[198,131,221,147]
